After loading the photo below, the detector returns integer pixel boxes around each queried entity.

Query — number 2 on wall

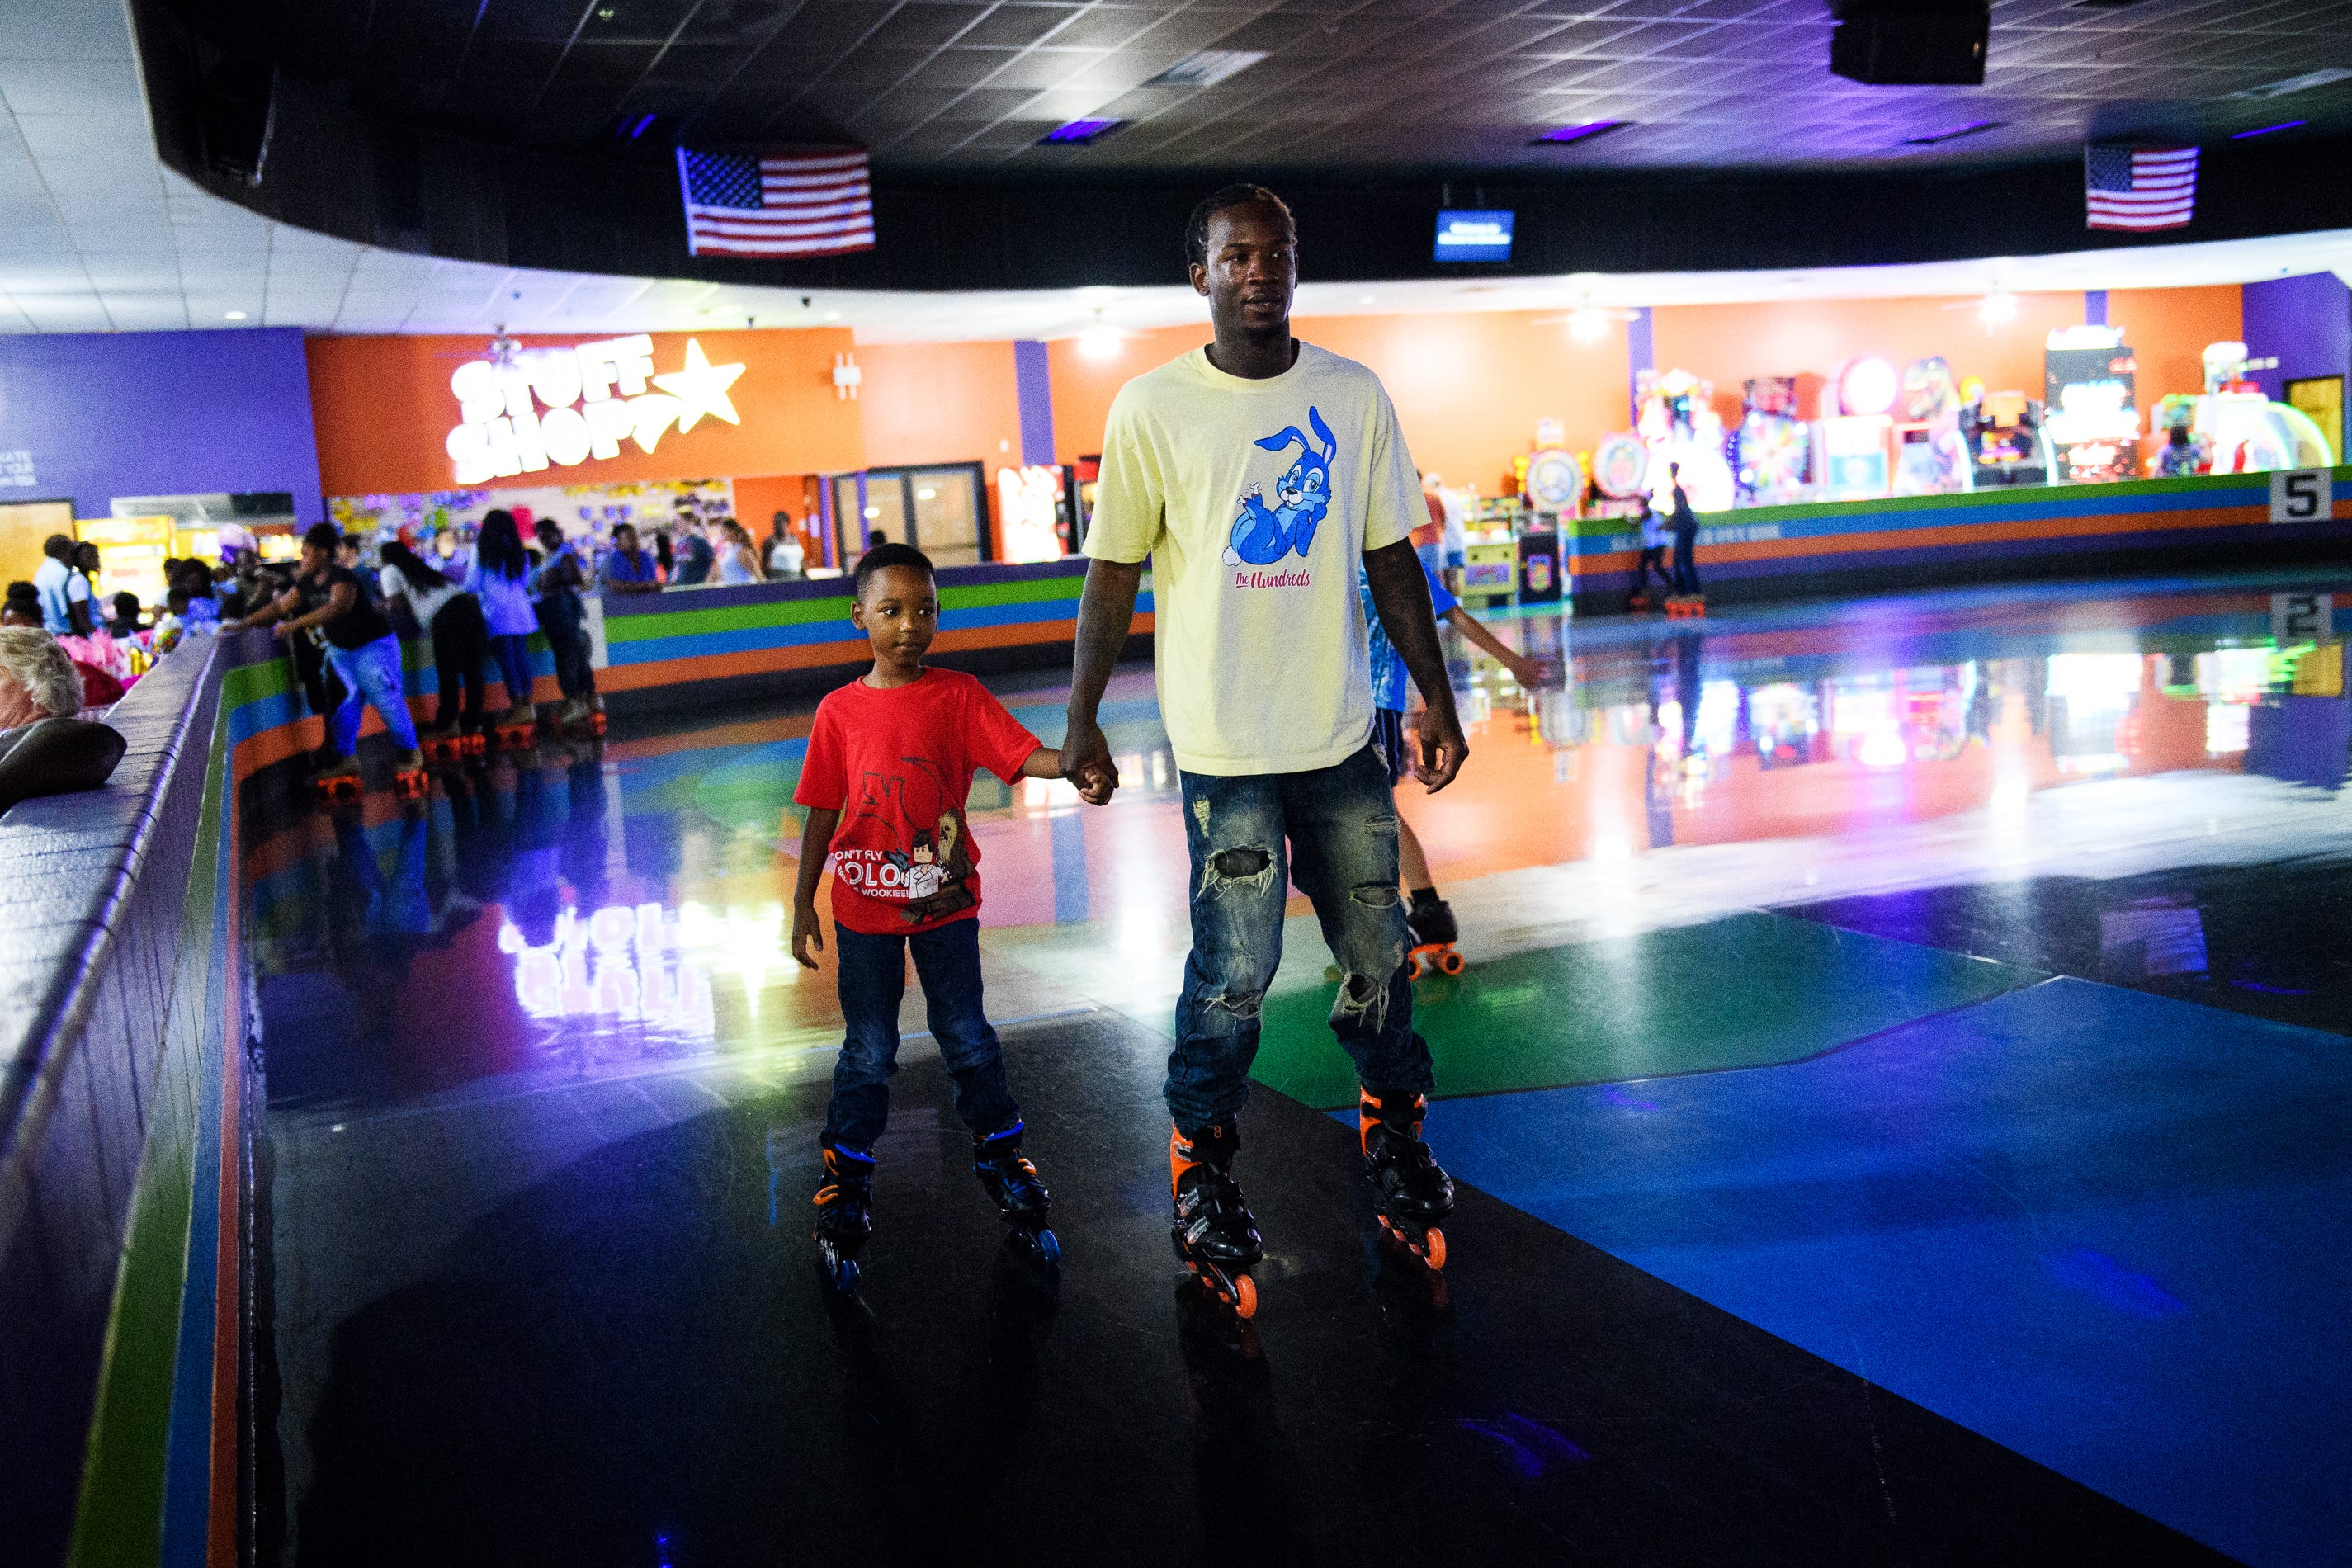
[2270,469,2335,523]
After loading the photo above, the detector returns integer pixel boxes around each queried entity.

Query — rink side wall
[0,638,248,1568]
[1565,469,2352,612]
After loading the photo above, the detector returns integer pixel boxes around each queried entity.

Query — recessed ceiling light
[224,309,247,319]
[1141,51,1268,90]
[2235,67,2352,99]
[2232,120,2306,139]
[1039,118,1122,146]
[1905,119,2002,146]
[823,310,842,321]
[1358,295,1377,305]
[1531,120,1625,147]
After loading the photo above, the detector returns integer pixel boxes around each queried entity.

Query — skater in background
[1362,557,1552,956]
[1667,462,1702,600]
[465,510,541,731]
[789,541,1099,1287]
[224,522,422,790]
[1631,497,1672,607]
[380,539,489,739]
[530,517,599,730]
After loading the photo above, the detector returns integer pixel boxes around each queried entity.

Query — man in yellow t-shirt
[1061,184,1470,1315]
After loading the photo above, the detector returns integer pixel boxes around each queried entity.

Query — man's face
[613,527,638,554]
[1192,201,1296,339]
[300,543,330,575]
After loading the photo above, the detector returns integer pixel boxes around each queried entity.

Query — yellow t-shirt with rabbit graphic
[1083,342,1422,776]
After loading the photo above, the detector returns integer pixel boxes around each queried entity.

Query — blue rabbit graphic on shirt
[1225,406,1337,566]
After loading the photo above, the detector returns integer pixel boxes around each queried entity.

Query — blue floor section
[1399,977,2352,1568]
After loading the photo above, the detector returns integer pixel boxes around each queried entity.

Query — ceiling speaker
[1830,5,1989,87]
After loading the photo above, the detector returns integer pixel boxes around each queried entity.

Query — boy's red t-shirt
[792,668,1042,934]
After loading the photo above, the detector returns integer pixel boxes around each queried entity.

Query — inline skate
[972,1121,1060,1273]
[811,1144,875,1293]
[1170,1119,1262,1318]
[1360,1088,1453,1270]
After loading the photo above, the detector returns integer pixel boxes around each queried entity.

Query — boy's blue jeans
[1169,743,1433,1131]
[323,634,418,756]
[823,914,1020,1152]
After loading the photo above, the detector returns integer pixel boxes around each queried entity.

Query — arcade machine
[1518,435,1582,610]
[1636,367,1736,512]
[2043,325,2140,484]
[2193,341,2337,473]
[1892,356,1973,495]
[1732,376,1811,507]
[1817,356,1897,500]
[1958,379,2052,487]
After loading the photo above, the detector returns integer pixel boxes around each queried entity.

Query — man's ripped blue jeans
[1168,743,1433,1131]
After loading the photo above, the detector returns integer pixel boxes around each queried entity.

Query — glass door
[833,465,989,573]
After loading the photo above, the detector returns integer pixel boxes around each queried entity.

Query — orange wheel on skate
[1438,949,1466,976]
[1232,1273,1258,1319]
[1424,1229,1447,1270]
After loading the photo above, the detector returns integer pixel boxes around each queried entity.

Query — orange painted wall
[306,328,862,496]
[1049,324,1205,467]
[857,340,1023,470]
[2107,285,2242,409]
[1047,313,1631,496]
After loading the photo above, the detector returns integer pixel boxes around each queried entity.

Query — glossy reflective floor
[244,570,2352,1568]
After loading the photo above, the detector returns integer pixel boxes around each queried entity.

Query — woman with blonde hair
[710,517,765,585]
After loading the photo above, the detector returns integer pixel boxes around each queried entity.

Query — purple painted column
[2085,290,2108,327]
[2243,272,2351,403]
[1626,307,1654,425]
[1013,341,1056,467]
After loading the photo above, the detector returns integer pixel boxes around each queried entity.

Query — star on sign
[652,338,745,433]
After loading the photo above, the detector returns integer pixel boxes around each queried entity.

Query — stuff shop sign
[446,336,746,484]
[303,328,863,497]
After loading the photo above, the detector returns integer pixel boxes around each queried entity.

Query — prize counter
[1549,468,2352,614]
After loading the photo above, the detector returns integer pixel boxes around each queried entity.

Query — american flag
[675,148,875,257]
[2085,144,2198,232]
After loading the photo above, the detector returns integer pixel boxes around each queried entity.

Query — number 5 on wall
[2269,469,2335,523]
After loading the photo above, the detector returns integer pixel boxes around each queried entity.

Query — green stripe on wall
[604,574,1085,645]
[66,706,229,1568]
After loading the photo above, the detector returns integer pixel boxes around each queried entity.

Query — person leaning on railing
[0,624,125,813]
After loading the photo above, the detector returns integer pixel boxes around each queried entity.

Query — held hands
[1508,654,1561,689]
[1060,716,1120,805]
[791,899,824,970]
[1414,702,1468,792]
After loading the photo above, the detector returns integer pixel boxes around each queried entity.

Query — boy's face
[851,564,937,664]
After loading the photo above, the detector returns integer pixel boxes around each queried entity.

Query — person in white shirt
[766,512,807,579]
[1059,183,1466,1315]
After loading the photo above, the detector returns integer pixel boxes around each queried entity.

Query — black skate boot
[1405,891,1465,979]
[973,1121,1060,1272]
[811,1144,874,1292]
[1170,1120,1263,1318]
[1359,1088,1454,1269]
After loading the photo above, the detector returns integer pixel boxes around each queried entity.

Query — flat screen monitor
[1434,210,1514,263]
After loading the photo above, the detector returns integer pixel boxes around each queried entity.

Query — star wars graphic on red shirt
[792,669,1041,935]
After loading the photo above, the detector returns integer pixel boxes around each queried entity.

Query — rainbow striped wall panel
[1566,470,2352,603]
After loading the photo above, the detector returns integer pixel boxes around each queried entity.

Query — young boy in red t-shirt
[790,542,1101,1288]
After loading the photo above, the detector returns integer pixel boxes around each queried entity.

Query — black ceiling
[232,0,2352,176]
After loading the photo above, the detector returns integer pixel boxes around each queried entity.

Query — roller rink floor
[241,571,2352,1568]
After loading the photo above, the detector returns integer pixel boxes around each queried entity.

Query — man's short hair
[43,534,73,560]
[1185,183,1294,269]
[854,541,935,598]
[0,626,85,717]
[303,522,340,554]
